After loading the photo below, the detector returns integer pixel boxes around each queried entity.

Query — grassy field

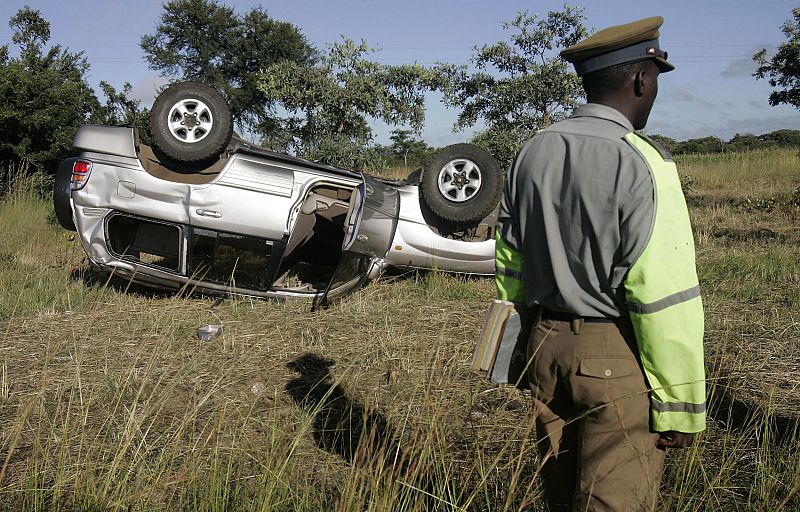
[0,149,798,511]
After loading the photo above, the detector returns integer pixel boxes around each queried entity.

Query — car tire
[53,158,76,231]
[149,82,233,163]
[420,143,503,224]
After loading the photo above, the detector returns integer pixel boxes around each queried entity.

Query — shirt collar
[570,103,634,132]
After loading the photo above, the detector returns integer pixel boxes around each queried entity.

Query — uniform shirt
[497,103,655,318]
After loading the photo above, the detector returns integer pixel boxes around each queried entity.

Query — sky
[2,0,798,146]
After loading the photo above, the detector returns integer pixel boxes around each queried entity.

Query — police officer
[495,16,706,511]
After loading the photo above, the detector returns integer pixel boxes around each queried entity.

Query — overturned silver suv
[54,82,500,305]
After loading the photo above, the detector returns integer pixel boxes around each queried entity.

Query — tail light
[70,160,93,190]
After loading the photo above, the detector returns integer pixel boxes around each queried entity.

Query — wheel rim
[167,98,214,143]
[436,158,482,203]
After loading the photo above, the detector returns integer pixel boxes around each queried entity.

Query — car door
[316,175,400,307]
[188,155,296,240]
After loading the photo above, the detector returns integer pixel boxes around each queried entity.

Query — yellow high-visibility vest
[495,232,526,305]
[624,132,706,433]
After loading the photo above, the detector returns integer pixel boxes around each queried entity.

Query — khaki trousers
[527,316,665,511]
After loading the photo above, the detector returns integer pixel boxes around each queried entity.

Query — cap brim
[655,56,674,73]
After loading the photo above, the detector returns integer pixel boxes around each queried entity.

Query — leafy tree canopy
[95,81,141,127]
[257,38,439,169]
[754,7,800,108]
[0,7,142,172]
[673,136,725,155]
[469,126,530,171]
[435,6,588,167]
[0,7,95,171]
[760,128,800,146]
[727,133,762,152]
[140,0,315,137]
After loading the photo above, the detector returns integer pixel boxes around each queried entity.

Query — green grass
[1,149,800,510]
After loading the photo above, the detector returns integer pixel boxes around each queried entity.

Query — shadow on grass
[70,265,173,296]
[709,385,799,445]
[69,264,216,300]
[285,354,441,504]
[285,353,405,466]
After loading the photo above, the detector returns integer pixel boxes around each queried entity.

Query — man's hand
[657,431,694,449]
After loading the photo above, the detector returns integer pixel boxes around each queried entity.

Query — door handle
[196,208,222,218]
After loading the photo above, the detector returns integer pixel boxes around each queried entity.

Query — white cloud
[721,59,758,79]
[722,45,774,78]
[661,87,718,109]
[131,74,170,106]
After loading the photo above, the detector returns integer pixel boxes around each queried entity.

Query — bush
[470,127,529,171]
[680,173,695,197]
[300,134,387,173]
[742,186,800,211]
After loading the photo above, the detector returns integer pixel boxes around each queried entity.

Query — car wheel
[53,159,76,231]
[420,143,503,224]
[149,82,233,163]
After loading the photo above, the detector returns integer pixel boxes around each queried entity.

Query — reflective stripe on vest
[624,132,706,434]
[495,232,527,304]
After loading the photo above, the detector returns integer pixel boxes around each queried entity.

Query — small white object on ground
[197,324,223,341]
[250,381,266,396]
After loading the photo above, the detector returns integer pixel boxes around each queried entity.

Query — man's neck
[587,98,636,128]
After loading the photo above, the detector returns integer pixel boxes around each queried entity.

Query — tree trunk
[542,108,552,128]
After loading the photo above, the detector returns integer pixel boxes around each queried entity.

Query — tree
[727,133,765,152]
[257,38,438,169]
[389,129,414,167]
[140,0,315,137]
[760,129,800,147]
[0,7,101,171]
[469,127,530,171]
[672,136,725,155]
[389,129,429,167]
[436,6,588,167]
[754,8,800,108]
[95,81,141,126]
[0,8,142,173]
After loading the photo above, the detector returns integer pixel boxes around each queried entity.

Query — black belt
[541,309,616,324]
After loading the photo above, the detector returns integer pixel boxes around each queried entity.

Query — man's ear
[634,70,646,97]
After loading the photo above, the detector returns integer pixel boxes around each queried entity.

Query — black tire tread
[53,158,76,231]
[420,143,502,224]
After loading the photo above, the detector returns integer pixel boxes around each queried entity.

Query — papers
[471,300,528,386]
